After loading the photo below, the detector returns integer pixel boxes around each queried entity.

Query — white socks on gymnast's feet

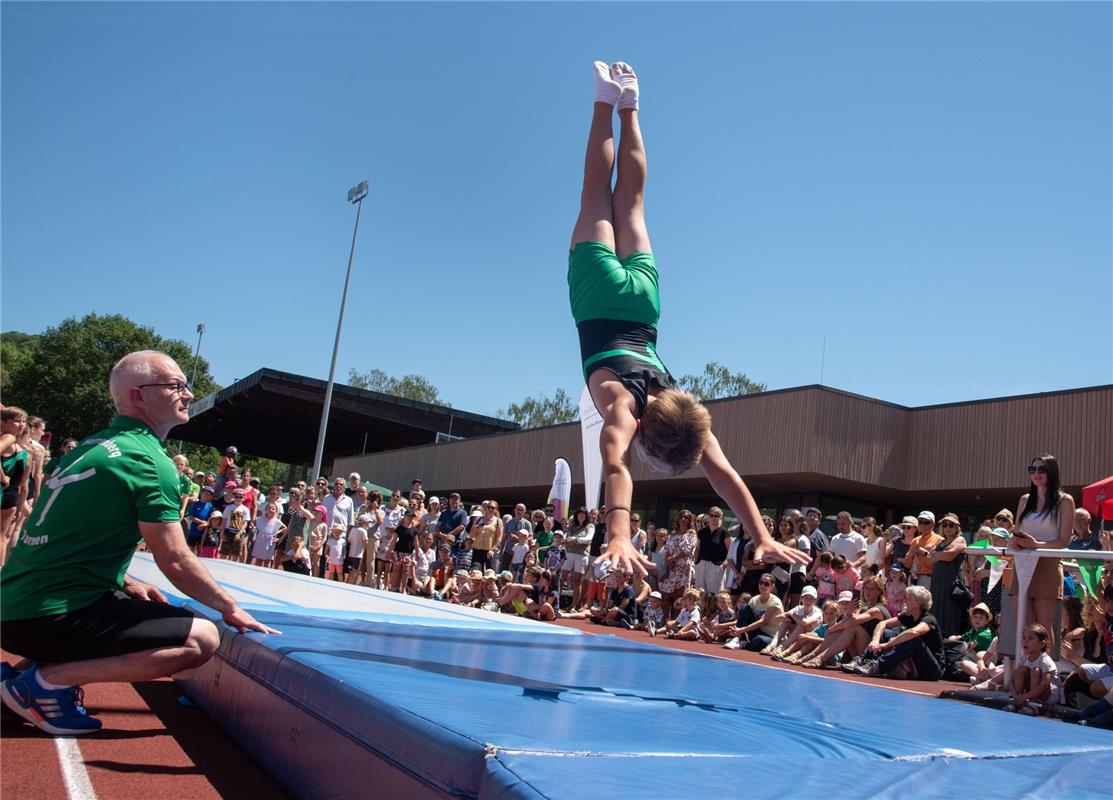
[593,61,621,106]
[611,62,639,111]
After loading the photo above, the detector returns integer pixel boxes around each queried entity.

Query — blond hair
[639,389,711,474]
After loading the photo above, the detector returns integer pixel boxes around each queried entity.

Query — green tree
[676,361,765,401]
[2,314,220,441]
[498,388,578,429]
[347,367,448,406]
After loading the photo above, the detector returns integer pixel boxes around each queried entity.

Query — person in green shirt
[568,61,809,578]
[0,350,277,736]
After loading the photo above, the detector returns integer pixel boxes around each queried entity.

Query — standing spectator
[563,508,594,609]
[0,408,30,566]
[452,533,476,573]
[278,488,313,556]
[470,501,503,571]
[923,513,968,637]
[421,495,442,543]
[186,486,216,554]
[860,517,886,572]
[534,515,555,560]
[886,517,919,571]
[410,533,437,597]
[498,503,532,571]
[693,506,729,601]
[323,477,354,534]
[783,517,812,606]
[172,454,195,520]
[346,472,362,498]
[829,512,867,569]
[307,505,329,578]
[805,507,829,558]
[389,509,420,591]
[199,509,222,559]
[904,511,942,588]
[648,527,669,590]
[324,524,347,581]
[250,502,285,569]
[658,510,697,619]
[437,492,468,548]
[629,513,647,555]
[215,446,238,496]
[220,487,251,561]
[1010,453,1076,654]
[543,531,567,577]
[1070,508,1101,550]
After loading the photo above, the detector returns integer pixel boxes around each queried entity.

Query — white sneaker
[647,621,657,638]
[724,638,741,650]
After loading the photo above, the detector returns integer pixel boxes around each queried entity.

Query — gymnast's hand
[752,539,812,567]
[596,536,652,578]
[223,604,282,635]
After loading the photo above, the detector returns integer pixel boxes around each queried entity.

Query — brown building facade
[334,384,1113,529]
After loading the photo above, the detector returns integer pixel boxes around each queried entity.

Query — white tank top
[1018,496,1062,541]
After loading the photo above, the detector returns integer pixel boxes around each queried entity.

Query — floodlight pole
[177,323,206,455]
[311,180,368,480]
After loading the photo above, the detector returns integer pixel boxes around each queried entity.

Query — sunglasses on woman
[1027,465,1049,475]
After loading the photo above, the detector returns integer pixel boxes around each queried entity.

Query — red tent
[1081,475,1113,522]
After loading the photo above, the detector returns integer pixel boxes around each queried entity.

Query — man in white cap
[903,511,942,589]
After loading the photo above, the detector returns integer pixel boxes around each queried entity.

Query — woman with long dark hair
[1010,454,1076,653]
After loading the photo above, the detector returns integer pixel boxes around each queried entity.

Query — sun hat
[801,586,818,599]
[357,514,373,524]
[483,569,497,579]
[969,602,992,618]
[900,516,918,527]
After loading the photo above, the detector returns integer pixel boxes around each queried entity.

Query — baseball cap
[918,511,936,523]
[454,568,469,576]
[249,477,261,486]
[483,569,497,579]
[357,514,373,524]
[449,492,461,499]
[224,481,238,489]
[900,516,919,527]
[649,591,662,600]
[226,446,238,454]
[801,585,818,599]
[428,496,440,505]
[888,564,904,573]
[837,591,854,602]
[471,509,483,518]
[313,504,328,518]
[199,486,214,494]
[208,509,223,518]
[499,570,513,580]
[991,527,1013,539]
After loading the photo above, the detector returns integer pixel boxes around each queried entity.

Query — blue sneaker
[0,666,102,735]
[0,661,20,683]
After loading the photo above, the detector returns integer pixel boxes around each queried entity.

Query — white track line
[55,737,97,800]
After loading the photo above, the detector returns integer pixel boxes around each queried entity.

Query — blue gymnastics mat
[127,554,1112,799]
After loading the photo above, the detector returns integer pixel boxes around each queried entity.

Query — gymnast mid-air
[570,60,811,576]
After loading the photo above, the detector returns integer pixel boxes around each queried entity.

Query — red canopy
[1081,475,1113,521]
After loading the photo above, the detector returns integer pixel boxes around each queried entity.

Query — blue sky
[3,2,1110,419]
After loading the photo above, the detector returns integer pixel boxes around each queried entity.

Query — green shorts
[567,241,661,326]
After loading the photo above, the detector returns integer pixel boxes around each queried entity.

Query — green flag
[1077,558,1103,598]
[967,538,1000,566]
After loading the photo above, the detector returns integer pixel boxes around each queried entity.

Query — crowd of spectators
[3,419,1111,728]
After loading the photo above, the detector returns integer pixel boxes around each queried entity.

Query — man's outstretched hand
[223,605,281,635]
[122,577,169,603]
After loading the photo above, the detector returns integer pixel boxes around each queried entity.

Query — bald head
[109,351,176,411]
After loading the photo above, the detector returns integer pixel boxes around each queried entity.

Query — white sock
[34,670,70,691]
[611,62,639,111]
[593,60,620,106]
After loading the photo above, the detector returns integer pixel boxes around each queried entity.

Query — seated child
[950,602,995,678]
[665,588,703,640]
[763,586,822,655]
[700,591,740,644]
[778,601,841,664]
[642,590,667,637]
[1008,623,1062,715]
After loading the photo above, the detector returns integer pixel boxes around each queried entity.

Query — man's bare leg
[36,616,219,687]
[570,62,620,251]
[611,63,651,260]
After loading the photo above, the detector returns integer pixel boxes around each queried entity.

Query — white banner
[579,385,604,513]
[548,458,572,524]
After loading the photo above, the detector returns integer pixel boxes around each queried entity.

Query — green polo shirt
[0,415,181,621]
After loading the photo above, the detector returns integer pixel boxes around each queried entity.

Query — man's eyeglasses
[137,381,190,395]
[995,515,1010,522]
[1028,465,1049,475]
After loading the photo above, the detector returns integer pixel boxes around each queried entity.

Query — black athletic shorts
[788,572,806,596]
[1,590,196,665]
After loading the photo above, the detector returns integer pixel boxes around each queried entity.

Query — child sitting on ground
[1008,623,1062,715]
[642,590,667,637]
[279,533,311,575]
[950,602,995,678]
[763,586,822,656]
[699,591,739,644]
[777,601,841,664]
[665,588,703,640]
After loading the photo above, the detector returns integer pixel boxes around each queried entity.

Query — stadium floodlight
[312,180,370,479]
